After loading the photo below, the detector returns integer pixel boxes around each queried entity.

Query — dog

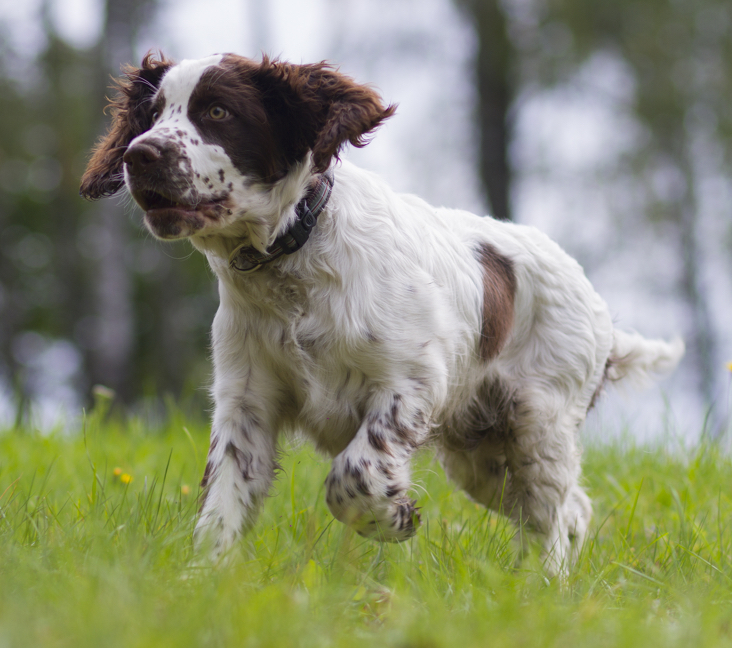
[80,52,684,573]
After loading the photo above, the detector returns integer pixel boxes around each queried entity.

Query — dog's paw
[325,453,420,541]
[193,512,242,568]
[354,496,422,543]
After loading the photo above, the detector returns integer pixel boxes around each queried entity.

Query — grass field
[2,402,732,647]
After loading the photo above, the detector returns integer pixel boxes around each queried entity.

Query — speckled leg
[194,402,277,562]
[325,392,427,542]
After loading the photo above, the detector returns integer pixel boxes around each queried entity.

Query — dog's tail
[606,329,685,388]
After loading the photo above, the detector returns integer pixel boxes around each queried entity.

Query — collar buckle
[228,242,265,273]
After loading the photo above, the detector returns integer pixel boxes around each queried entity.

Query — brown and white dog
[80,53,683,573]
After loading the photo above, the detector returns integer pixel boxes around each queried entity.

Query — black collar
[228,170,334,274]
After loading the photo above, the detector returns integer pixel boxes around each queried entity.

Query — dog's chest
[238,282,378,455]
[279,323,376,456]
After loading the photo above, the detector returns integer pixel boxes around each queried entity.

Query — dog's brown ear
[80,52,173,200]
[255,58,396,173]
[305,64,397,173]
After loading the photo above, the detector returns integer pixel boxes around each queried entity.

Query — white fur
[124,58,684,574]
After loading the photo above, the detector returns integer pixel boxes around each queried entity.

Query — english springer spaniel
[80,53,683,574]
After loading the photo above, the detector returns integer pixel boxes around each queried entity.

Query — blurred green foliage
[0,22,217,417]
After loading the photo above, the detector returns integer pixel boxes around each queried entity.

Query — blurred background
[0,0,730,440]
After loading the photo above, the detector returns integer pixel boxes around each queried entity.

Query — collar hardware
[229,170,334,274]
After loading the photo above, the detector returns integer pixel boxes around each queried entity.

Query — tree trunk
[464,0,513,221]
[86,0,155,401]
[677,194,717,410]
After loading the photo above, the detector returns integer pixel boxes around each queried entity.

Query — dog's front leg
[325,391,427,542]
[195,400,277,562]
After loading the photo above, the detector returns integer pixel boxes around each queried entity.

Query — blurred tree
[0,16,100,421]
[86,0,158,400]
[457,0,514,221]
[82,0,218,404]
[459,0,730,406]
[2,0,728,420]
[0,0,217,419]
[513,0,732,406]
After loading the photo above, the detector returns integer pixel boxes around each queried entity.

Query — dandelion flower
[181,485,191,496]
[120,473,133,485]
[727,361,732,373]
[113,467,123,477]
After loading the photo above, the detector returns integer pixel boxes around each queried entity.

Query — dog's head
[80,53,395,244]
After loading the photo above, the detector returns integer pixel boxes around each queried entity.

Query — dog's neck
[227,170,334,274]
[189,159,333,276]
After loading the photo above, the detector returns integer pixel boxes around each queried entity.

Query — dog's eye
[208,105,229,120]
[151,111,159,124]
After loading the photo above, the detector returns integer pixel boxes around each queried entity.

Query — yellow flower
[181,485,191,496]
[727,361,732,373]
[113,467,123,477]
[120,473,133,485]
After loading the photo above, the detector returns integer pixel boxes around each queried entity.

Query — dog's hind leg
[324,390,428,542]
[500,395,592,576]
[437,438,511,514]
[437,394,592,576]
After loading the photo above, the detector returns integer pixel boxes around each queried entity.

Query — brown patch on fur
[442,378,515,451]
[81,52,394,196]
[80,52,174,199]
[475,242,516,361]
[231,54,396,175]
[165,53,396,183]
[225,441,253,481]
[198,435,220,511]
[367,427,389,454]
[390,396,421,449]
[198,459,214,512]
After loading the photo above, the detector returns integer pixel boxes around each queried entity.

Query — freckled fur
[80,51,685,574]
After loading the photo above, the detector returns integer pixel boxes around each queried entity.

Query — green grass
[2,405,732,647]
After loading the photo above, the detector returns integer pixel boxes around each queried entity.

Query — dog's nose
[123,142,162,176]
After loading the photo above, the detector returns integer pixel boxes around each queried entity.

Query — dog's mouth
[134,189,197,213]
[131,189,230,239]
